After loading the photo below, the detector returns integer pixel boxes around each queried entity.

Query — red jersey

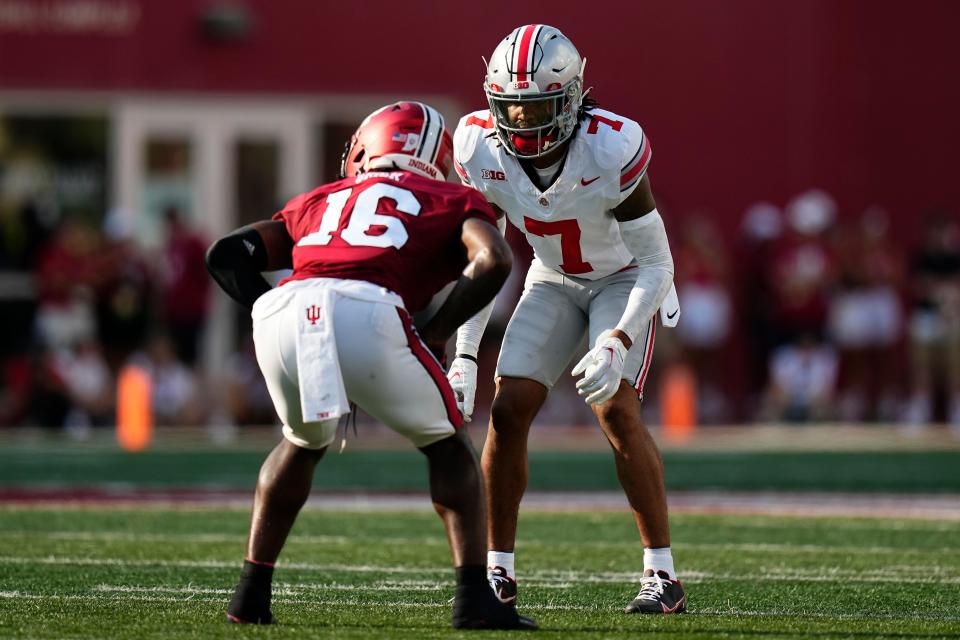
[274,170,497,313]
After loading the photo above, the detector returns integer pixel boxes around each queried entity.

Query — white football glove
[571,330,629,405]
[447,356,478,422]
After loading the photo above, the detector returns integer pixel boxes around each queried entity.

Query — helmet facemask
[486,75,582,159]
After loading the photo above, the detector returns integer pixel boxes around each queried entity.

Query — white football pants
[252,280,461,449]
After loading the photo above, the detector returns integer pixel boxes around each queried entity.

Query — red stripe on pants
[395,308,463,429]
[635,320,657,397]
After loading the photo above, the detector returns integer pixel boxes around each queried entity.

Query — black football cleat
[488,565,518,605]
[452,584,538,630]
[624,572,687,614]
[225,582,274,624]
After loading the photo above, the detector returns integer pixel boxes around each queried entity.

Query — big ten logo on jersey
[481,169,506,181]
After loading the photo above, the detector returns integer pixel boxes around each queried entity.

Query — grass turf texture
[2,448,960,492]
[0,507,958,639]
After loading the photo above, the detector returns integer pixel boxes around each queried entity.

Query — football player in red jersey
[205,102,536,630]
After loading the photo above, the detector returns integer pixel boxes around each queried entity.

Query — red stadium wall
[2,0,958,238]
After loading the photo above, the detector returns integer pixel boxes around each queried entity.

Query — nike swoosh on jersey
[580,176,600,186]
[666,309,679,320]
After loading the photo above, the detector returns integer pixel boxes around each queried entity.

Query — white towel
[295,287,350,423]
[659,282,681,328]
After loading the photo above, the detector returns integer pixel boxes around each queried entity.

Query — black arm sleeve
[205,227,274,310]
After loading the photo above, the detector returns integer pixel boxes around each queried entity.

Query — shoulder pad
[618,119,650,195]
[581,108,642,172]
[454,110,495,166]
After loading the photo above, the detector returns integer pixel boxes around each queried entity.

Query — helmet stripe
[415,102,431,159]
[515,24,539,81]
[529,24,543,79]
[430,110,445,164]
[507,25,523,80]
[411,102,445,170]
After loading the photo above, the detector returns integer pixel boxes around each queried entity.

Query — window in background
[317,122,355,185]
[234,139,279,226]
[142,137,194,244]
[232,138,281,349]
[0,114,108,240]
[0,114,108,360]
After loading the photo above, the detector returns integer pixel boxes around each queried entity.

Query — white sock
[643,547,676,580]
[487,551,515,579]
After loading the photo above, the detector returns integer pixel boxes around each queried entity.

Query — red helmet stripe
[515,24,540,81]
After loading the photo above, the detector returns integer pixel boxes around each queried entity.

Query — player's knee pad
[406,422,458,449]
[282,420,338,450]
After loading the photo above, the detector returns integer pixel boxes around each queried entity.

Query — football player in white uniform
[448,24,686,614]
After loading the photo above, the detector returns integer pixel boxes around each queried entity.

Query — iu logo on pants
[305,305,322,325]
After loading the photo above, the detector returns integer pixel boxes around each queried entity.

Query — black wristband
[455,353,478,363]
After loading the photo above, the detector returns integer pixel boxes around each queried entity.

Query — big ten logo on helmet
[481,169,506,181]
[509,81,530,90]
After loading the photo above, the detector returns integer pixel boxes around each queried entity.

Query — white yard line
[3,530,958,557]
[0,556,434,574]
[0,556,956,584]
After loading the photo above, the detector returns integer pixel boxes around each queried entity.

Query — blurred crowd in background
[1,1,957,436]
[664,192,960,429]
[1,189,958,433]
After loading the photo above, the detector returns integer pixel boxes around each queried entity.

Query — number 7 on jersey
[523,216,593,275]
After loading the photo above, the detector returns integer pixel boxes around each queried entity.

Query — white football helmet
[484,24,586,158]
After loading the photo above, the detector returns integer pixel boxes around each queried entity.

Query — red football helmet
[340,101,454,182]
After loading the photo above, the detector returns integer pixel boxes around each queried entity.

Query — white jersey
[453,108,652,280]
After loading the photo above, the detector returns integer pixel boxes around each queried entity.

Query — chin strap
[510,130,559,157]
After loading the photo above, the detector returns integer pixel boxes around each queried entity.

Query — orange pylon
[116,365,152,452]
[660,363,697,444]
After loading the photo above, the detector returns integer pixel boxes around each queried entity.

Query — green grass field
[1,506,958,639]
